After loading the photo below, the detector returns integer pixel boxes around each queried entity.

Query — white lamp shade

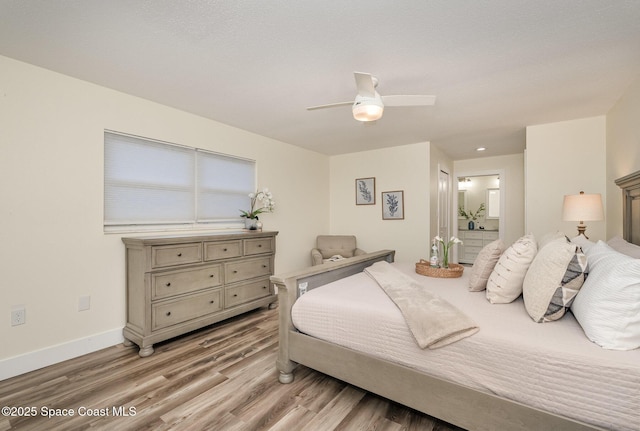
[562,192,604,222]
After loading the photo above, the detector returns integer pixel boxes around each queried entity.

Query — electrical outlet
[11,307,26,326]
[78,296,91,311]
[298,282,308,296]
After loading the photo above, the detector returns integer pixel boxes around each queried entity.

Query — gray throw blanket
[364,261,479,349]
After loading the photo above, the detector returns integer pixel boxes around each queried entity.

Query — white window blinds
[104,131,255,228]
[196,150,254,221]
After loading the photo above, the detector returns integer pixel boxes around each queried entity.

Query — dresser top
[122,230,278,246]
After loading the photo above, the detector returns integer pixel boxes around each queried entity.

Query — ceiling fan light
[352,96,384,121]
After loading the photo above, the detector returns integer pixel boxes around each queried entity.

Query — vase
[244,218,258,230]
[442,250,449,269]
[468,220,475,230]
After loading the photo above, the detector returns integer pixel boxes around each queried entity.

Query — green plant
[458,203,485,221]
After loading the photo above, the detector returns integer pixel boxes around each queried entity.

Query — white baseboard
[0,328,124,381]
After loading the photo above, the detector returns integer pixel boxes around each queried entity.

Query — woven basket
[415,259,464,278]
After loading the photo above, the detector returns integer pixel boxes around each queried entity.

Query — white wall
[329,142,431,263]
[454,154,524,247]
[525,116,607,241]
[606,75,640,238]
[0,55,329,376]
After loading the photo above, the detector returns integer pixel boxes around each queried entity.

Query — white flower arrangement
[240,188,275,220]
[434,236,463,268]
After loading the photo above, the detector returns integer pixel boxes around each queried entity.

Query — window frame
[104,130,255,233]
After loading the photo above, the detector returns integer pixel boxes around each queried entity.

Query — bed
[271,173,640,431]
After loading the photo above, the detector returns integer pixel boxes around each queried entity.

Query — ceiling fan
[307,72,436,122]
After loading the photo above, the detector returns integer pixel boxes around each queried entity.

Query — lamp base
[576,223,588,239]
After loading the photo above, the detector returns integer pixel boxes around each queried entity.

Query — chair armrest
[311,248,323,266]
[354,248,367,256]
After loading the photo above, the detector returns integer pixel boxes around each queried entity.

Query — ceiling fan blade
[306,101,353,111]
[354,72,376,98]
[382,95,437,107]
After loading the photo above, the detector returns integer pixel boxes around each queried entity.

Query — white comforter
[291,262,640,431]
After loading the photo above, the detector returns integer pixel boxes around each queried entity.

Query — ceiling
[2,1,640,159]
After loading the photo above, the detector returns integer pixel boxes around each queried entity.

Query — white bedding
[291,262,640,431]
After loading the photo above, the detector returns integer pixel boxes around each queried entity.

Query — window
[104,131,254,231]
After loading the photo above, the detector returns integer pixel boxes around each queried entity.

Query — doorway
[454,170,505,264]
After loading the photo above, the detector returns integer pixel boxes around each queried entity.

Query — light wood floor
[0,307,464,431]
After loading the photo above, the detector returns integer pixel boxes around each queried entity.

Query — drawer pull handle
[223,248,228,251]
[209,300,215,304]
[258,244,262,247]
[233,270,238,274]
[177,253,182,257]
[166,282,171,287]
[209,274,214,278]
[166,311,171,316]
[262,286,267,289]
[262,265,267,268]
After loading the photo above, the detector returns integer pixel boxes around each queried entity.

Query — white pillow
[468,239,504,292]
[523,237,587,322]
[571,241,640,350]
[537,231,566,250]
[607,236,640,258]
[571,234,596,253]
[486,234,537,304]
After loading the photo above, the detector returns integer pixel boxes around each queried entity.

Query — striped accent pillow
[571,241,640,350]
[486,234,537,304]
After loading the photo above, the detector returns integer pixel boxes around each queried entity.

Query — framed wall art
[355,177,376,205]
[382,190,404,220]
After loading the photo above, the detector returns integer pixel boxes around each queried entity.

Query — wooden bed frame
[271,171,640,431]
[615,170,640,246]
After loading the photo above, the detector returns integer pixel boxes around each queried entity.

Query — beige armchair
[311,235,366,266]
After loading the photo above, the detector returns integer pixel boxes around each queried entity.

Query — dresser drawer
[464,239,483,247]
[225,257,272,284]
[204,240,242,261]
[483,231,499,241]
[151,243,202,268]
[225,278,272,308]
[152,289,222,330]
[152,264,222,300]
[463,231,483,240]
[244,237,274,256]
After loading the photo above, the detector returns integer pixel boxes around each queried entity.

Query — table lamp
[562,191,604,239]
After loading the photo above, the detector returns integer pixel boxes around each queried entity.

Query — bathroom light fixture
[562,191,604,238]
[458,177,471,190]
[476,147,486,152]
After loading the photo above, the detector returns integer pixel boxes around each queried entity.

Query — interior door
[438,168,450,241]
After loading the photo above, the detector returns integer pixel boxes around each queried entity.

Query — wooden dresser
[458,230,499,264]
[122,231,277,357]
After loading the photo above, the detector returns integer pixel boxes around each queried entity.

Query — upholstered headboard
[615,170,640,246]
